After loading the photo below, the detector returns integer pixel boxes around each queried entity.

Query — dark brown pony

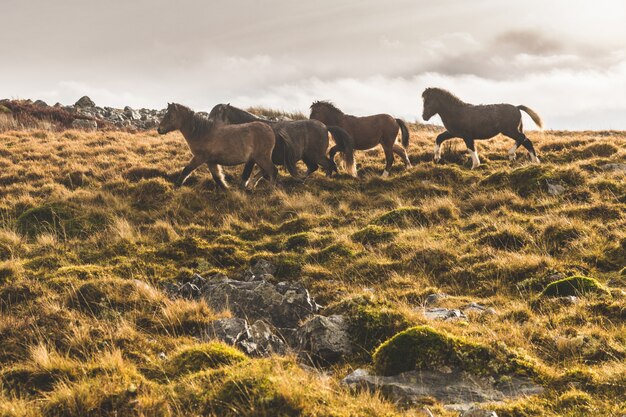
[309,101,411,177]
[157,103,277,189]
[422,88,543,169]
[208,103,356,178]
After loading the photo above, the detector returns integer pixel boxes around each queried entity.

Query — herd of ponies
[156,87,544,189]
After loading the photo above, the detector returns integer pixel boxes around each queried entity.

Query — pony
[157,103,277,189]
[208,104,356,178]
[421,88,543,169]
[309,101,411,177]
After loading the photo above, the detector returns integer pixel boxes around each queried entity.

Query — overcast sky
[2,0,626,129]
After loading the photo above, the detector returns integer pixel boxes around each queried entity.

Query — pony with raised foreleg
[208,104,356,178]
[309,101,411,177]
[157,103,277,189]
[421,88,543,169]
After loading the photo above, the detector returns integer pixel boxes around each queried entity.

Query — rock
[75,96,95,108]
[463,302,497,315]
[343,368,542,409]
[461,408,499,417]
[600,163,626,172]
[547,181,566,196]
[124,106,141,121]
[424,293,449,306]
[33,99,48,107]
[71,119,98,131]
[202,276,318,328]
[423,307,466,321]
[239,320,286,356]
[296,315,351,364]
[206,317,249,345]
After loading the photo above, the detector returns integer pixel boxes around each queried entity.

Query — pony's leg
[393,143,412,168]
[176,156,205,187]
[302,157,319,177]
[519,135,540,163]
[507,133,540,163]
[241,161,256,187]
[463,138,481,169]
[255,158,278,186]
[207,163,229,190]
[434,131,454,162]
[382,144,394,177]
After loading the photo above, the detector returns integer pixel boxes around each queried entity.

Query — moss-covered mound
[541,276,609,297]
[351,225,396,245]
[166,342,246,378]
[326,296,411,360]
[373,325,537,378]
[373,206,429,227]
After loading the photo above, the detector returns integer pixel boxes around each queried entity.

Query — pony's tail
[517,105,544,129]
[328,126,357,177]
[275,127,301,179]
[396,119,410,148]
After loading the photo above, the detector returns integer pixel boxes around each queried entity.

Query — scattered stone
[206,317,250,346]
[600,163,626,172]
[239,320,286,356]
[71,119,98,131]
[423,307,466,321]
[75,95,95,108]
[343,368,542,409]
[240,258,277,282]
[463,302,497,315]
[296,315,351,364]
[424,293,449,306]
[202,276,319,328]
[547,181,566,196]
[124,106,141,121]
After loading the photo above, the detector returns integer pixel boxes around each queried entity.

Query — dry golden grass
[0,123,624,416]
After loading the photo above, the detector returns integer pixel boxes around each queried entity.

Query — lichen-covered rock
[206,317,249,345]
[239,320,286,356]
[372,325,537,378]
[296,315,352,364]
[342,368,541,409]
[71,118,98,131]
[202,276,318,328]
[74,96,95,108]
[461,408,499,417]
[541,276,609,297]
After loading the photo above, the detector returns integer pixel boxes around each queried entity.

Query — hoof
[509,153,516,161]
[381,170,390,178]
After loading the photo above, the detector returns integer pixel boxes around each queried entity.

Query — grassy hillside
[0,124,624,416]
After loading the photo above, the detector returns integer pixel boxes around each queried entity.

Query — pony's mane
[173,103,215,134]
[423,88,467,106]
[310,100,344,115]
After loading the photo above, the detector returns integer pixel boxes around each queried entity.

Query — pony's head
[421,88,439,121]
[310,101,342,123]
[208,103,231,122]
[158,103,188,134]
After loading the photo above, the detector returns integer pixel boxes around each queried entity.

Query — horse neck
[318,109,343,125]
[436,95,466,121]
[180,111,214,142]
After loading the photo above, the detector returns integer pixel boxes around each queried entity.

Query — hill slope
[0,125,624,416]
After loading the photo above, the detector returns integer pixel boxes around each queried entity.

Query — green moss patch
[351,225,396,245]
[166,342,246,378]
[374,206,428,227]
[373,325,538,378]
[541,276,609,297]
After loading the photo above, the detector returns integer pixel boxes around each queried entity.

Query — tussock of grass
[541,276,609,297]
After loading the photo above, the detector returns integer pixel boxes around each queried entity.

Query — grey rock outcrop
[71,119,98,131]
[343,368,542,410]
[75,96,95,108]
[296,315,351,364]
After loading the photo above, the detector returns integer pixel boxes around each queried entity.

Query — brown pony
[310,101,411,177]
[422,88,543,169]
[157,103,277,189]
